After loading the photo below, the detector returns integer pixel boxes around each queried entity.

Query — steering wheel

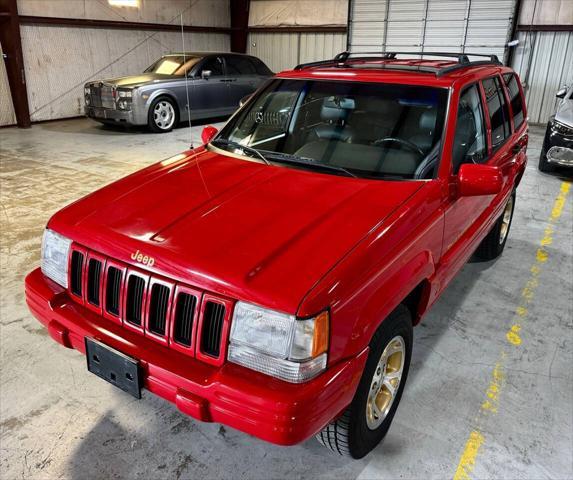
[373,137,425,159]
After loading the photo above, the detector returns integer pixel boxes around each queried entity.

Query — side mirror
[556,87,567,99]
[201,125,218,145]
[458,164,502,197]
[239,94,253,107]
[201,70,212,80]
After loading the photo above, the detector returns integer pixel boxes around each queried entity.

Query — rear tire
[474,191,515,261]
[148,97,178,133]
[316,305,413,458]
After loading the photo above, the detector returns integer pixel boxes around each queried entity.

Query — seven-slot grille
[68,244,230,365]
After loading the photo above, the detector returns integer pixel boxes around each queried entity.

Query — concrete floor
[0,119,571,480]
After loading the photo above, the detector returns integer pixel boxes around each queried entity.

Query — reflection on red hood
[50,147,424,312]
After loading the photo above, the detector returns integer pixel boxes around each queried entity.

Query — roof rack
[294,51,502,77]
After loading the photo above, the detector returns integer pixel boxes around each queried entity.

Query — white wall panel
[18,0,230,27]
[249,0,347,26]
[248,32,347,73]
[512,30,573,124]
[21,25,229,121]
[0,43,17,127]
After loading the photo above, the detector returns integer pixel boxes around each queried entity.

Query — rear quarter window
[503,73,525,130]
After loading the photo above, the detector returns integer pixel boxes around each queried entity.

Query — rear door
[223,55,263,109]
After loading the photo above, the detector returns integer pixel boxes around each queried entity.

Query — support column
[0,0,31,128]
[230,0,250,53]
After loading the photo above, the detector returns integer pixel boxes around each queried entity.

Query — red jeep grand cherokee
[26,52,527,458]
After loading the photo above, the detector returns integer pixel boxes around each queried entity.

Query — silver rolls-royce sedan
[84,52,273,133]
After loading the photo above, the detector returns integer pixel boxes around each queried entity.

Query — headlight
[228,302,329,383]
[552,120,573,136]
[41,229,72,288]
[117,89,132,98]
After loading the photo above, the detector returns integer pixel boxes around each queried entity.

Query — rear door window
[482,77,511,150]
[503,73,525,129]
[225,56,257,76]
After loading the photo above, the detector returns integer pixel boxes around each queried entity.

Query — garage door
[348,0,517,62]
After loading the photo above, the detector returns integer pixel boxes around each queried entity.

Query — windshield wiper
[264,152,357,178]
[211,138,270,165]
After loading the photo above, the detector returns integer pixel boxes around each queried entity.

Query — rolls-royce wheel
[148,97,178,133]
[316,304,412,459]
[475,191,515,261]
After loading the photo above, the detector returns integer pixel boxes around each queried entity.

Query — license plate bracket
[85,338,141,399]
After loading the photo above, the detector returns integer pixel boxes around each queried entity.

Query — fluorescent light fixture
[108,0,139,7]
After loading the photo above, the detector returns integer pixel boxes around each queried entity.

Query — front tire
[148,97,178,133]
[316,305,413,458]
[474,191,515,261]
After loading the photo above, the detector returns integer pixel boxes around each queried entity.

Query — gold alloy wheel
[499,196,514,245]
[366,335,405,430]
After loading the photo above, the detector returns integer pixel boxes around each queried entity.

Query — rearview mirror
[201,125,218,145]
[201,70,212,80]
[239,94,252,107]
[458,164,502,197]
[556,87,567,99]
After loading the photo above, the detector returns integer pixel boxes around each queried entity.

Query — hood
[555,94,573,129]
[89,73,176,89]
[51,149,425,313]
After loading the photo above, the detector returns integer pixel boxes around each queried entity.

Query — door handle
[512,144,522,155]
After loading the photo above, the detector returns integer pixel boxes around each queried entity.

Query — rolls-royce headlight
[117,89,132,98]
[228,302,329,383]
[41,229,72,288]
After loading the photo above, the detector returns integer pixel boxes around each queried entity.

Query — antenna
[180,12,211,198]
[180,13,194,149]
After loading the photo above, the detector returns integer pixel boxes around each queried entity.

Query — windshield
[144,55,201,76]
[215,79,448,179]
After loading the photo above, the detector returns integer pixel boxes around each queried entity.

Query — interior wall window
[452,84,487,173]
[482,77,511,150]
[503,73,525,129]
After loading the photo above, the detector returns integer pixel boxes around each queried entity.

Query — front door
[190,56,229,118]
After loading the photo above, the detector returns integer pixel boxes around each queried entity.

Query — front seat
[312,97,355,143]
[409,109,437,153]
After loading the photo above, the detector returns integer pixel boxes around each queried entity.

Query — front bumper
[543,119,573,168]
[25,268,368,446]
[85,106,137,125]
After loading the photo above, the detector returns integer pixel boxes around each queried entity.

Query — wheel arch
[146,90,180,112]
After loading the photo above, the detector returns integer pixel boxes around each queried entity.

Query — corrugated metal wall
[0,43,17,127]
[349,0,516,62]
[12,0,230,123]
[247,32,347,72]
[21,26,229,122]
[17,0,230,27]
[511,30,573,124]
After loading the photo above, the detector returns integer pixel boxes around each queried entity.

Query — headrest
[419,109,437,131]
[321,96,355,122]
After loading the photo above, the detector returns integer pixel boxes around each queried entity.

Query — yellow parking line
[453,181,571,480]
